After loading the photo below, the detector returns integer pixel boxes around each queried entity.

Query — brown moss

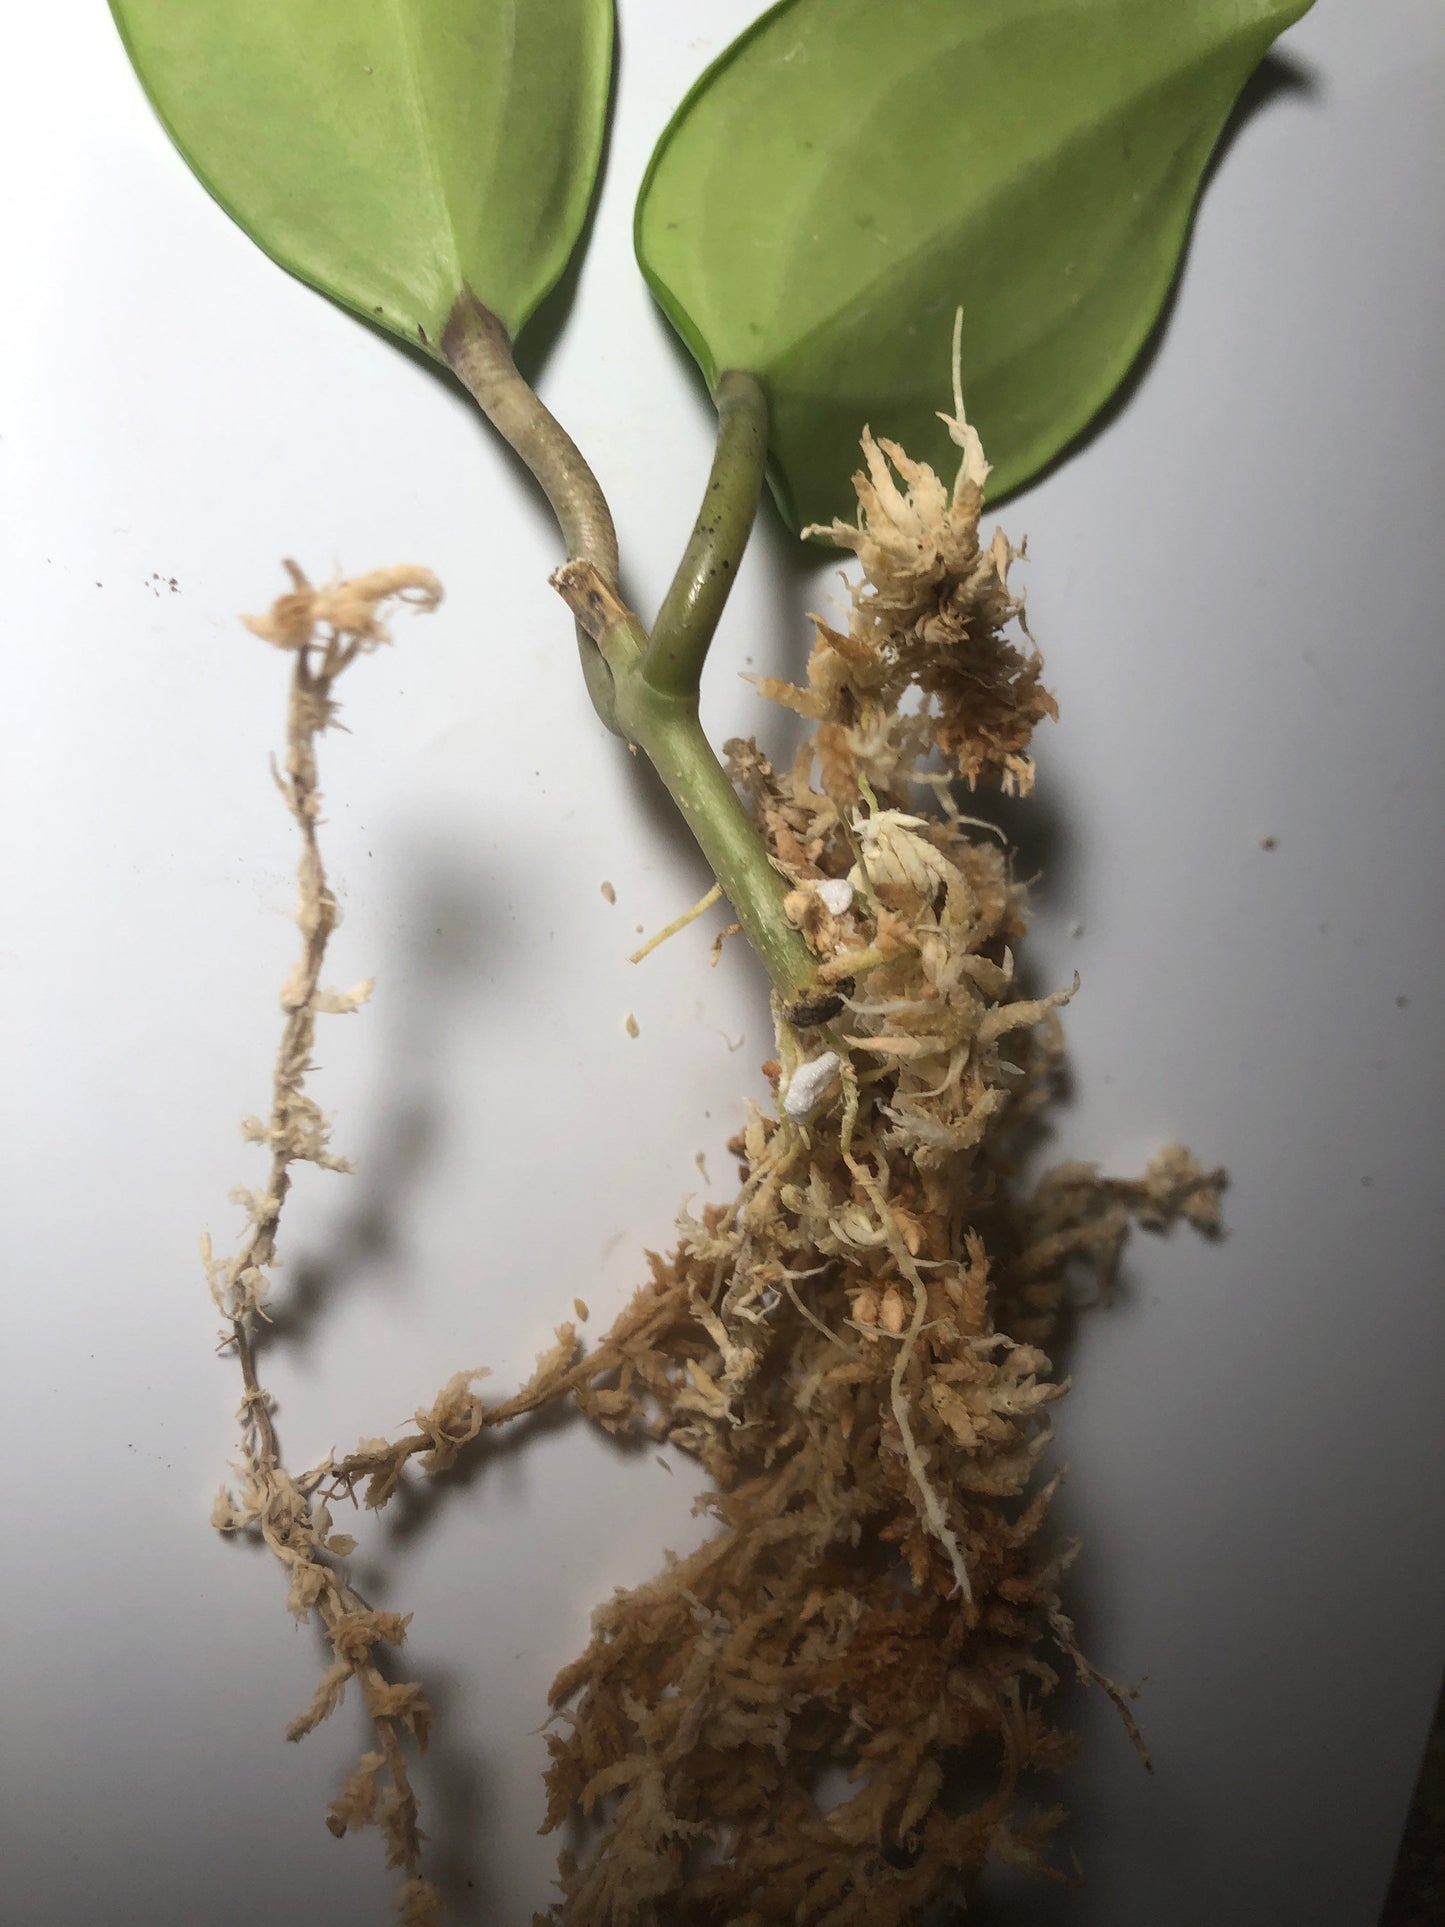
[219,416,1219,1922]
[528,409,1221,1922]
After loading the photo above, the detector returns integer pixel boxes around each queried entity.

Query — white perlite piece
[782,1050,842,1119]
[815,877,854,916]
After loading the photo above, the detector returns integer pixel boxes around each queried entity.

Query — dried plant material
[325,1326,585,1516]
[752,351,1055,804]
[529,402,1222,1922]
[601,880,617,903]
[207,563,444,1920]
[396,1878,445,1927]
[242,562,441,653]
[709,920,742,965]
[630,882,724,964]
[211,417,1220,1927]
[625,1012,641,1038]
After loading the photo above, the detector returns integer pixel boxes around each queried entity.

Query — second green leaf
[637,0,1312,528]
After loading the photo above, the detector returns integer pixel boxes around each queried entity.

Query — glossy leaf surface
[112,0,613,351]
[637,0,1312,528]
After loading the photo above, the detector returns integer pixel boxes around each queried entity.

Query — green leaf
[111,0,614,351]
[637,0,1312,529]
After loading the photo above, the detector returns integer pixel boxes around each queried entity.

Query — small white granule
[815,877,854,916]
[783,1050,842,1119]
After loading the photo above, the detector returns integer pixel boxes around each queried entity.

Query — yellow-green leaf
[636,0,1313,528]
[111,0,614,352]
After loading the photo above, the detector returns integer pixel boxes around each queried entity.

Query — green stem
[549,561,819,1006]
[445,293,826,1014]
[620,684,817,1005]
[443,290,622,732]
[644,371,768,700]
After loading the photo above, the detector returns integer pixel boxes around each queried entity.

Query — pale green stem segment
[443,290,623,732]
[443,291,823,1011]
[632,681,818,1004]
[550,565,816,1005]
[643,370,768,699]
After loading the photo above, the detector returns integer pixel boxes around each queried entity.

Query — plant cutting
[110,0,1316,1919]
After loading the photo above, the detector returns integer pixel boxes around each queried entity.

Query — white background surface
[3,4,1443,1923]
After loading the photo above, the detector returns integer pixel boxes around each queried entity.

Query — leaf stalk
[644,369,769,699]
[444,292,818,1008]
[554,560,817,1006]
[443,290,623,731]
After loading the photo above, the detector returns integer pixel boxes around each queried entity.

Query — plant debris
[216,403,1219,1924]
[630,882,725,965]
[525,396,1221,1921]
[205,562,447,1927]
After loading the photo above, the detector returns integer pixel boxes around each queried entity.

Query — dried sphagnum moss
[215,399,1218,1923]
[529,397,1221,1922]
